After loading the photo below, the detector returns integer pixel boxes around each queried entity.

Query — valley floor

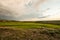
[0,21,60,40]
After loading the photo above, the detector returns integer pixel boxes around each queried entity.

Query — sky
[0,0,60,21]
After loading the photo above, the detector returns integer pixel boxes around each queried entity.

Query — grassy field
[0,21,60,40]
[0,21,60,28]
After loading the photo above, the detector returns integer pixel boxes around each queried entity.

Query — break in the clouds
[0,0,60,21]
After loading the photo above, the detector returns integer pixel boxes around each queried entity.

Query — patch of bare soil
[0,28,60,40]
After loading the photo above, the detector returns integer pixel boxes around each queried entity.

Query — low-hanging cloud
[0,0,47,21]
[0,0,60,21]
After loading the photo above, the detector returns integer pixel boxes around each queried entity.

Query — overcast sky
[0,0,60,21]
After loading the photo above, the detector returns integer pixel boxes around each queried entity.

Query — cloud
[0,0,46,20]
[0,0,60,21]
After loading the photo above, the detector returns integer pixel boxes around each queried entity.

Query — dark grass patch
[0,28,60,40]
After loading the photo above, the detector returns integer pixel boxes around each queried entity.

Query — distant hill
[35,20,60,25]
[0,20,60,25]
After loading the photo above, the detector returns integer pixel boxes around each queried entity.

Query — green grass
[0,21,60,28]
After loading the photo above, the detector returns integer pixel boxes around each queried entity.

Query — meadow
[0,20,60,28]
[0,20,60,40]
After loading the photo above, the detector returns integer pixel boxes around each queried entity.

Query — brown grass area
[0,27,60,40]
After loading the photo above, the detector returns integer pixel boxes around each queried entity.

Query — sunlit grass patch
[0,21,60,29]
